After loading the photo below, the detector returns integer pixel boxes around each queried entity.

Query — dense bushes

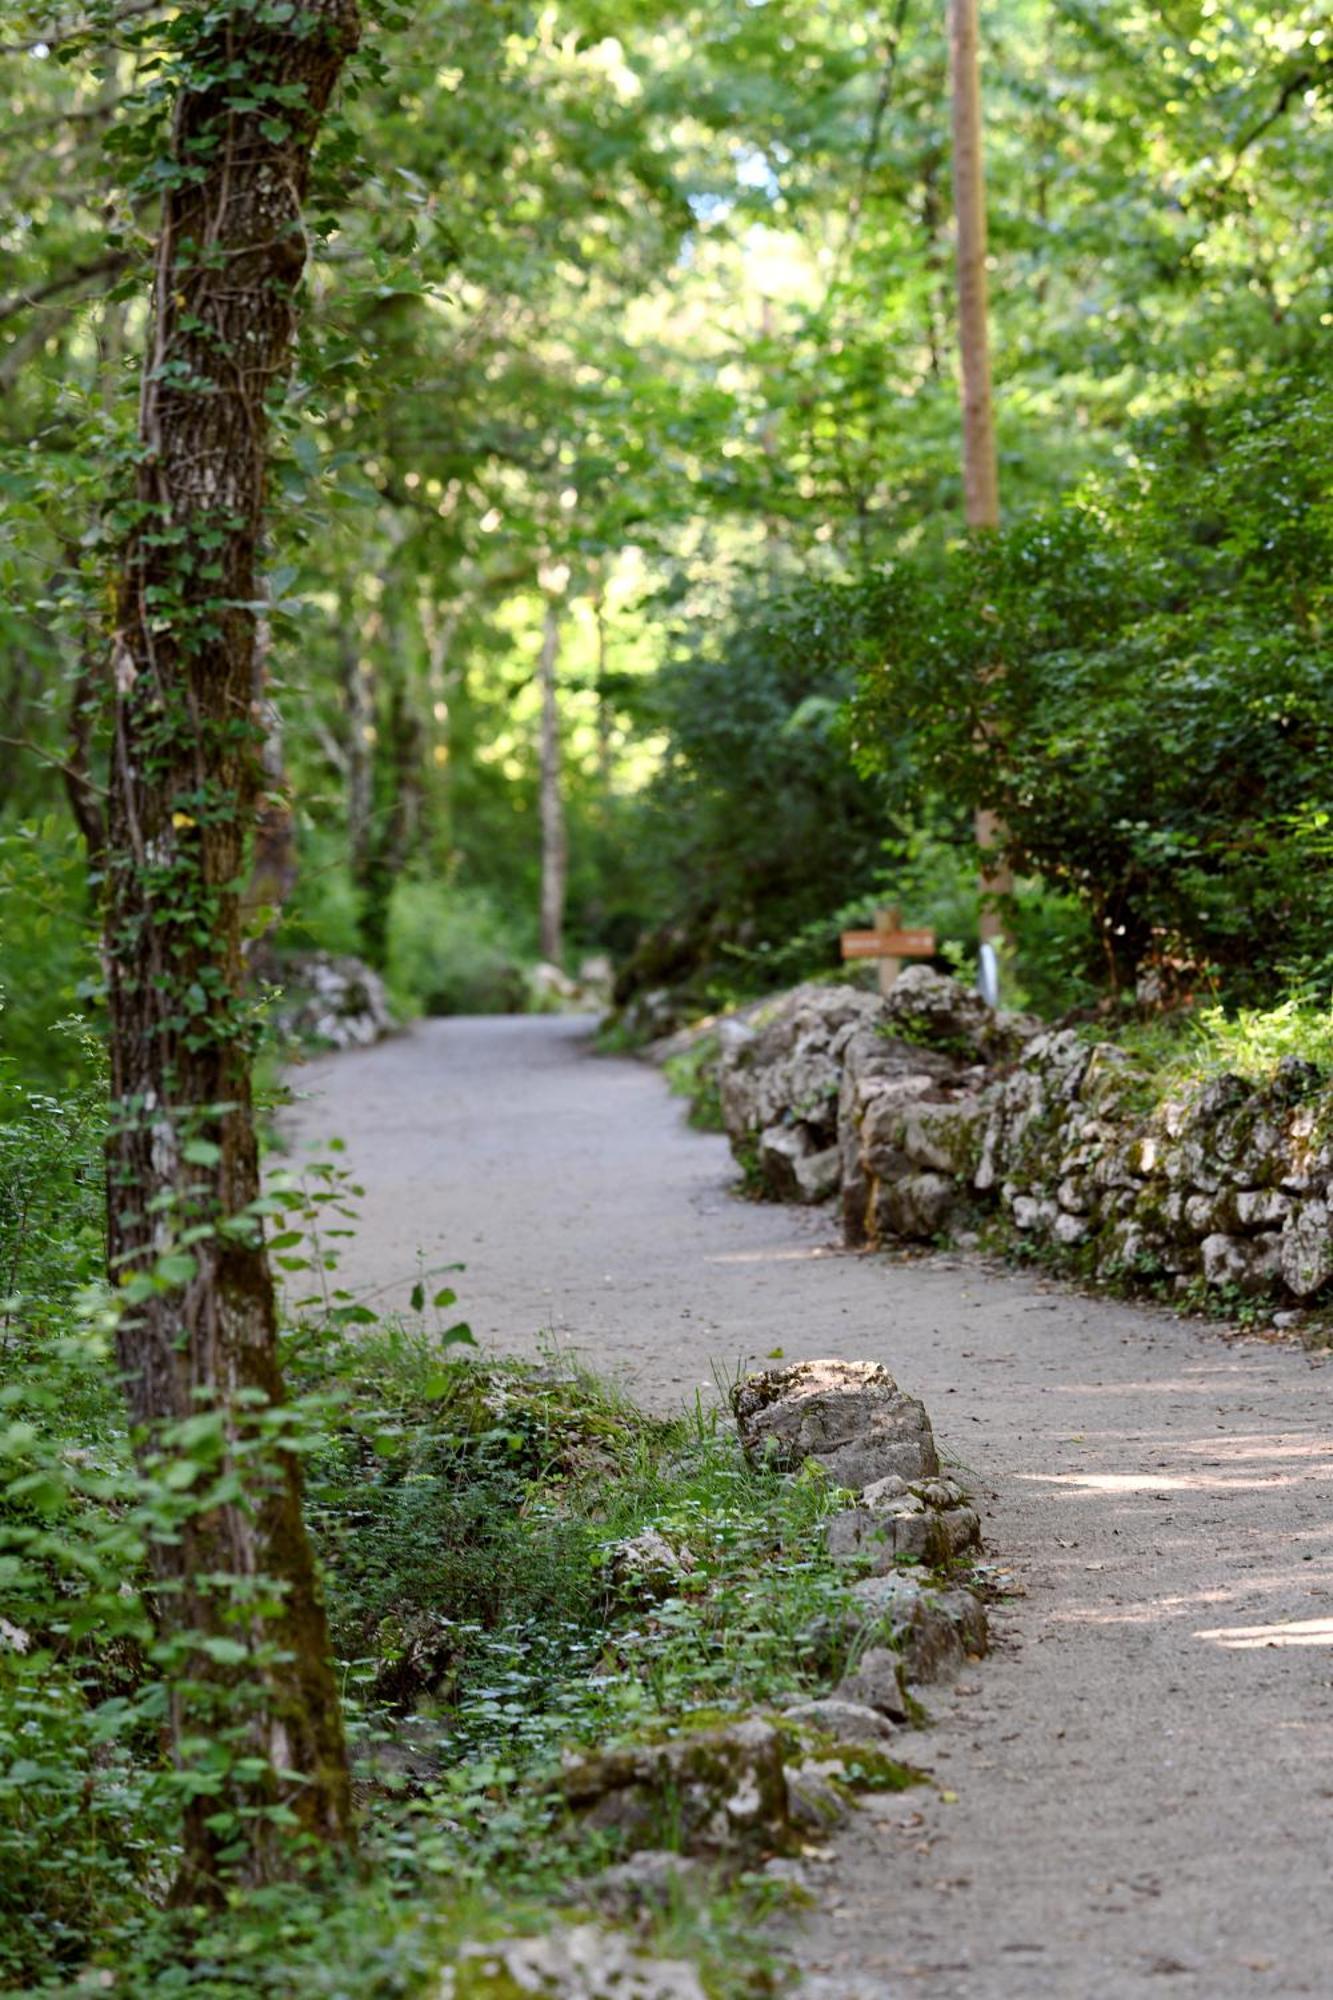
[623,583,898,1002]
[383,879,531,1016]
[853,376,1333,998]
[0,1085,865,1993]
[619,369,1333,1021]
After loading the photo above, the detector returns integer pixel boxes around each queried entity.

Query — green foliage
[385,879,532,1017]
[619,582,895,1003]
[0,1319,162,1989]
[663,1033,725,1131]
[1102,993,1333,1111]
[853,373,1333,997]
[0,1081,875,1995]
[0,1047,104,1327]
[0,818,101,1090]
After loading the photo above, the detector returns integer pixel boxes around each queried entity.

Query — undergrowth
[663,1033,725,1132]
[3,1095,875,2000]
[1088,991,1333,1108]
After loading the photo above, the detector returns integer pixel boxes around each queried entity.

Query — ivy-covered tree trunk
[104,0,359,1895]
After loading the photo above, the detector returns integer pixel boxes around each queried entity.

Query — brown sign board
[840,928,936,961]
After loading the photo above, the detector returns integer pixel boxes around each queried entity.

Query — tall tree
[536,585,567,965]
[949,0,1011,943]
[104,0,359,1895]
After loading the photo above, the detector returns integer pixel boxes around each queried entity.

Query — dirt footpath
[283,1015,1333,1999]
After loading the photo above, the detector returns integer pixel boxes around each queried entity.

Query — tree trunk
[949,0,1012,944]
[537,598,566,964]
[104,0,359,1897]
[593,588,613,789]
[343,605,376,921]
[361,621,421,968]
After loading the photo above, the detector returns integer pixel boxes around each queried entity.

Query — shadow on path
[283,1015,1333,1999]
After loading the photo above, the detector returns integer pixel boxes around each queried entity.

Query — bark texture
[537,598,567,964]
[105,0,359,1893]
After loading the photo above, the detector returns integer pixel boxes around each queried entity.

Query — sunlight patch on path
[1196,1618,1333,1649]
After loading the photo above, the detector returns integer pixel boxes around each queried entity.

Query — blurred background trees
[3,0,1331,1060]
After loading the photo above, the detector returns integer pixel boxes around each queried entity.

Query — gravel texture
[283,1014,1333,1999]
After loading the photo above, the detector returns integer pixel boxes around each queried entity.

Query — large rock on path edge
[731,1358,940,1488]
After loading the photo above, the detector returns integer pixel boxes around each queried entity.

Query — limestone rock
[561,1718,788,1857]
[1235,1188,1293,1232]
[717,984,883,1155]
[896,1096,988,1177]
[589,1851,701,1917]
[825,1473,981,1569]
[606,1529,695,1602]
[880,966,1000,1061]
[873,1169,959,1242]
[731,1359,939,1487]
[834,1646,908,1720]
[782,1697,898,1746]
[1280,1201,1333,1299]
[269,950,393,1050]
[714,969,1333,1308]
[847,1572,988,1685]
[840,1055,962,1245]
[445,1925,708,1999]
[756,1122,841,1203]
[1200,1231,1284,1296]
[785,1760,848,1830]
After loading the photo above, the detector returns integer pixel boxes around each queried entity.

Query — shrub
[853,373,1333,1000]
[384,879,531,1016]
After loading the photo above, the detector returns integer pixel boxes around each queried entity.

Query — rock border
[714,968,1333,1319]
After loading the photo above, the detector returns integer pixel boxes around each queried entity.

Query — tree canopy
[2,0,1332,1985]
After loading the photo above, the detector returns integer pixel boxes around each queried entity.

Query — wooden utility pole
[949,0,1012,945]
[950,0,998,532]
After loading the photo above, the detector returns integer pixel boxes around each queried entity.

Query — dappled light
[1196,1620,1333,1651]
[3,0,1333,1992]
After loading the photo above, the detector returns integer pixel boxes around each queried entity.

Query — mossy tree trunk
[104,0,359,1897]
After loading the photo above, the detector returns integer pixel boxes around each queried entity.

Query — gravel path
[283,1015,1333,1999]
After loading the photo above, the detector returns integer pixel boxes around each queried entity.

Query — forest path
[283,1015,1333,2000]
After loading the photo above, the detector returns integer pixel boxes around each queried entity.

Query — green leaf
[198,1636,250,1666]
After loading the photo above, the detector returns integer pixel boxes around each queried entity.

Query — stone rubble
[560,1717,790,1858]
[264,949,394,1050]
[540,1353,992,1992]
[730,1359,990,1708]
[716,967,1333,1307]
[824,1473,981,1570]
[605,1528,696,1603]
[442,1925,709,1999]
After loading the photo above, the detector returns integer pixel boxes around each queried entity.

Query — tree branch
[0,0,159,56]
[0,247,133,327]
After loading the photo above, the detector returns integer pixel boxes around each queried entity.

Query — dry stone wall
[717,968,1333,1308]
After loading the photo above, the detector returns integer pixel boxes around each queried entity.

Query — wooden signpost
[840,906,937,996]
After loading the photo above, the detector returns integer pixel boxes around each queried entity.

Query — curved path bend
[284,1015,1333,2000]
